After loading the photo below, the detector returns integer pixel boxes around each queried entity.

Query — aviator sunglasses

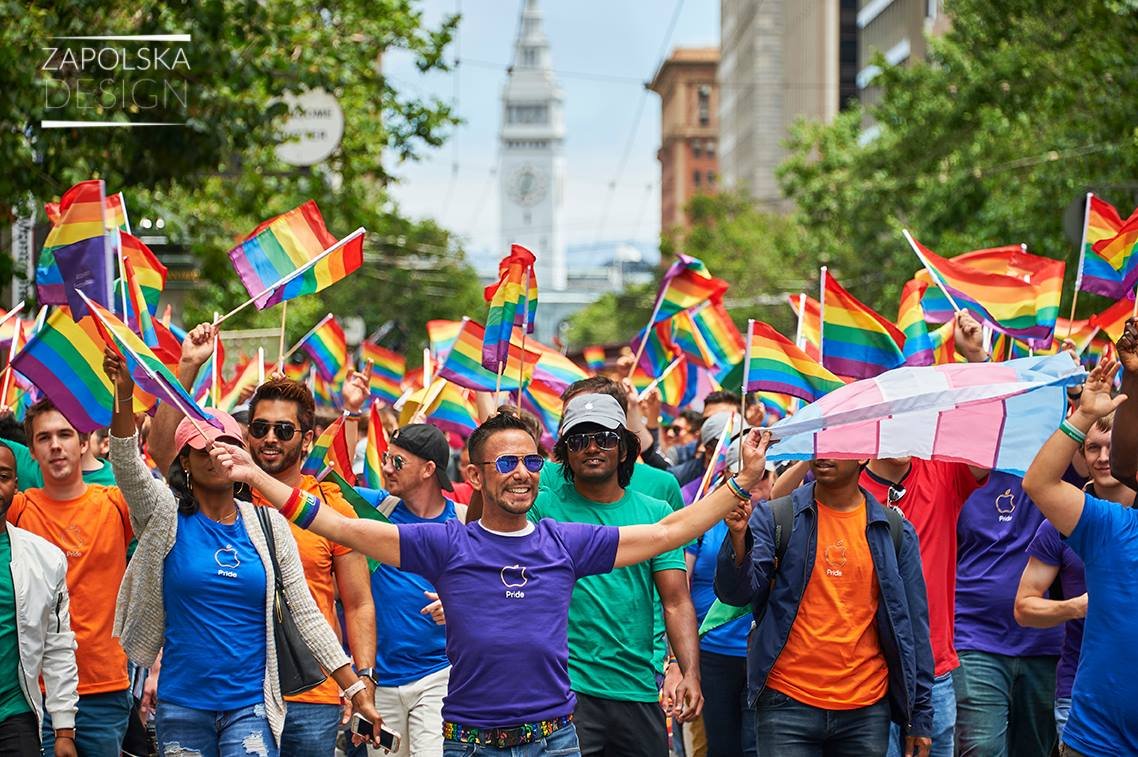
[564,430,621,453]
[383,451,408,470]
[248,420,298,441]
[476,454,545,475]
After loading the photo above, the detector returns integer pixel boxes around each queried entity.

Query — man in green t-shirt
[530,392,700,757]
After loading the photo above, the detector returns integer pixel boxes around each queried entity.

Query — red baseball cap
[174,409,246,452]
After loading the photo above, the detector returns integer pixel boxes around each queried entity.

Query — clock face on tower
[507,163,548,207]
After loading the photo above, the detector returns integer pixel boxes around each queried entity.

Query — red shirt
[860,459,982,676]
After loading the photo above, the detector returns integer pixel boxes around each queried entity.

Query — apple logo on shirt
[501,565,528,598]
[995,489,1016,522]
[824,540,847,577]
[215,545,241,578]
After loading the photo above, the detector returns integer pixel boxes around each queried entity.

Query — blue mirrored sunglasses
[476,454,545,475]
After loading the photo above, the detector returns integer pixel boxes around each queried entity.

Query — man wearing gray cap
[528,393,702,757]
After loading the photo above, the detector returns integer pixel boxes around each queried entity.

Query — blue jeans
[1054,696,1071,743]
[887,671,955,757]
[155,701,278,756]
[700,651,756,757]
[281,702,341,755]
[443,722,581,756]
[753,688,890,756]
[953,650,1057,757]
[42,688,132,756]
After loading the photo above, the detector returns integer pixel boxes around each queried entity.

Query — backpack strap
[378,495,400,519]
[770,494,795,570]
[883,504,904,556]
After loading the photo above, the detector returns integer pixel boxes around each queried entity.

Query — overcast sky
[381,0,718,271]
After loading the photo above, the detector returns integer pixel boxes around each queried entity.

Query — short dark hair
[23,399,88,443]
[678,409,703,431]
[703,390,741,408]
[561,376,628,413]
[249,378,316,432]
[495,404,543,447]
[553,425,640,489]
[468,412,535,463]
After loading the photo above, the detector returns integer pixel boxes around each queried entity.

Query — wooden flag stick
[693,413,735,503]
[1067,193,1093,339]
[739,319,755,465]
[257,347,265,387]
[516,267,533,410]
[628,295,668,380]
[637,355,684,401]
[423,347,432,388]
[818,266,828,365]
[281,313,334,362]
[276,300,288,372]
[903,229,964,314]
[211,312,221,408]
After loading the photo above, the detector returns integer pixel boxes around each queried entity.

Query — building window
[693,171,701,187]
[697,84,711,127]
[692,140,702,158]
[706,140,716,157]
[522,47,537,66]
[707,170,717,187]
[507,104,548,125]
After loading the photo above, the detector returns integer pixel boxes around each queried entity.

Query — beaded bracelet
[725,476,751,503]
[279,488,321,529]
[1058,418,1087,445]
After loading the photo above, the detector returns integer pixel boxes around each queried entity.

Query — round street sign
[275,89,344,167]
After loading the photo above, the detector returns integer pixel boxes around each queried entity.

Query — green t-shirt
[8,440,116,491]
[0,531,31,720]
[631,462,685,513]
[530,479,686,702]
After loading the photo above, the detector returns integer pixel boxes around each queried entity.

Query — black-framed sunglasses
[249,420,298,441]
[382,451,409,471]
[476,454,545,475]
[564,430,621,453]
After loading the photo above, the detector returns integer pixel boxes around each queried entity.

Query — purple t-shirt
[1026,519,1085,698]
[955,471,1063,656]
[398,517,619,727]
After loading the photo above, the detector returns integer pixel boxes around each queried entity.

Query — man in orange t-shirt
[718,457,935,757]
[6,399,133,756]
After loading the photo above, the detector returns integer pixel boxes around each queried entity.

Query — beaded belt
[442,714,573,748]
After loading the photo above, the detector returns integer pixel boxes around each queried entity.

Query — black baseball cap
[390,423,453,490]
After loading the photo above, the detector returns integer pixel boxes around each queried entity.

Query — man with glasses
[528,393,703,757]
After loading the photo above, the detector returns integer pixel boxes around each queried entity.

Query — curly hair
[553,426,640,489]
[249,377,316,432]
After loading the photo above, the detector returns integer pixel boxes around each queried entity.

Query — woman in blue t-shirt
[104,353,381,755]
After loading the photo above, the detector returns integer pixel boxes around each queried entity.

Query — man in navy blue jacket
[715,457,935,757]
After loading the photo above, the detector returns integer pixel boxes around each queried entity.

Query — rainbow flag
[216,355,263,412]
[427,319,463,363]
[312,371,341,410]
[119,231,167,315]
[119,257,159,347]
[190,337,223,405]
[756,392,795,422]
[438,319,539,392]
[928,321,958,365]
[284,359,310,383]
[691,301,747,369]
[81,294,220,430]
[520,379,563,445]
[37,180,110,306]
[482,244,538,371]
[821,270,906,379]
[672,311,719,369]
[364,402,388,489]
[655,356,692,407]
[298,314,348,381]
[228,201,364,309]
[1091,296,1132,343]
[522,336,589,391]
[301,413,355,483]
[651,254,729,324]
[786,294,822,361]
[583,346,606,373]
[399,379,479,436]
[744,320,846,402]
[1075,195,1136,298]
[633,320,679,377]
[909,235,1061,344]
[1052,318,1099,354]
[1091,201,1138,290]
[359,341,404,405]
[897,279,935,366]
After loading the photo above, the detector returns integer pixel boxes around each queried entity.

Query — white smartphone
[350,713,401,753]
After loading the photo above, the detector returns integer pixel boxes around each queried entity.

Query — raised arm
[1023,360,1126,536]
[149,323,216,473]
[1013,556,1085,628]
[1110,319,1138,490]
[614,430,770,568]
[769,460,809,500]
[212,441,403,567]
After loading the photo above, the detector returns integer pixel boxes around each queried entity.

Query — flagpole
[629,293,669,379]
[818,267,827,365]
[637,355,685,400]
[412,379,447,424]
[282,313,335,362]
[257,347,265,387]
[116,229,129,323]
[211,312,221,408]
[213,228,365,327]
[794,294,807,349]
[1067,193,1094,338]
[739,321,754,464]
[276,301,288,372]
[0,323,22,411]
[693,414,734,503]
[903,229,964,313]
[516,267,533,410]
[423,347,432,388]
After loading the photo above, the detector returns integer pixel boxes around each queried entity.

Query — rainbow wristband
[1059,418,1087,445]
[280,488,321,529]
[726,477,751,503]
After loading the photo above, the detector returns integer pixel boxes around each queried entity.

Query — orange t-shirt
[7,485,133,695]
[765,500,889,709]
[254,475,357,704]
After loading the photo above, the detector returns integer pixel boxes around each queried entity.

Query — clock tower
[499,0,566,291]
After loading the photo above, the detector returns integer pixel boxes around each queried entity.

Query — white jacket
[6,522,78,730]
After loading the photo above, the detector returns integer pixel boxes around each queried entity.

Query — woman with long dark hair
[103,351,381,755]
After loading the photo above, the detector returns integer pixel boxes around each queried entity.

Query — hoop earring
[184,469,192,493]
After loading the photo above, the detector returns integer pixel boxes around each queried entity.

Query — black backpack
[768,494,905,570]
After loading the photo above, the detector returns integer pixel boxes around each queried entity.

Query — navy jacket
[714,482,935,738]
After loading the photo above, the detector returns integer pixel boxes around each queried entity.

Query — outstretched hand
[102,347,134,398]
[954,310,987,362]
[735,429,773,490]
[209,441,260,485]
[1077,359,1128,420]
[181,323,216,368]
[1117,318,1138,374]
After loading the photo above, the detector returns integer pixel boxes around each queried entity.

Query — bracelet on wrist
[1058,418,1087,445]
[341,678,367,700]
[279,488,321,529]
[725,476,751,503]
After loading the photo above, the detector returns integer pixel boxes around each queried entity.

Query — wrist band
[726,477,751,503]
[342,679,367,700]
[279,488,321,529]
[1059,418,1087,445]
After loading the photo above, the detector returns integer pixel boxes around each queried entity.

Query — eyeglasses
[666,426,688,438]
[887,485,907,505]
[249,420,298,441]
[564,430,621,453]
[476,454,545,474]
[382,451,408,471]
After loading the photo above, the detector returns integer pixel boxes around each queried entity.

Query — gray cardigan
[109,434,350,743]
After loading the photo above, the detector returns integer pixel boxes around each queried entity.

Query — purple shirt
[398,518,619,727]
[1026,519,1085,698]
[955,472,1063,657]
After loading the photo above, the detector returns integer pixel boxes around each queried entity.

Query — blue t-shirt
[371,498,456,686]
[954,472,1062,657]
[1061,493,1138,756]
[686,519,748,657]
[399,518,619,727]
[1026,519,1086,699]
[160,511,266,710]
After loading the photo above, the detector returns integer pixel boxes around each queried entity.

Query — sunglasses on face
[564,430,621,453]
[249,420,298,441]
[383,451,408,471]
[666,426,688,437]
[477,454,545,475]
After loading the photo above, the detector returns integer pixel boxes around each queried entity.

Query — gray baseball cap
[701,411,739,446]
[560,393,627,436]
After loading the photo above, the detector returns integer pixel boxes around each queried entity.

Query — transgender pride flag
[766,354,1084,476]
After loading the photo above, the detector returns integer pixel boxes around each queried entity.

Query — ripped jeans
[155,701,278,757]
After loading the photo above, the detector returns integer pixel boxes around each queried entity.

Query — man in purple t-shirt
[1014,412,1134,741]
[217,411,772,756]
